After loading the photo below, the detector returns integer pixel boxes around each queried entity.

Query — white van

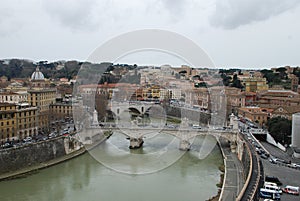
[264,182,277,187]
[264,184,282,194]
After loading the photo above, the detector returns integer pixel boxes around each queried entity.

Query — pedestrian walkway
[219,138,245,201]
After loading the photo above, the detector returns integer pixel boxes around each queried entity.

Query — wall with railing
[236,133,264,201]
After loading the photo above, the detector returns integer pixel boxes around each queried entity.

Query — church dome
[31,66,45,80]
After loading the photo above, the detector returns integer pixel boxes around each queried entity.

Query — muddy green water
[0,133,223,201]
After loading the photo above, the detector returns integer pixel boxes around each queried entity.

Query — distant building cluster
[1,63,300,151]
[0,67,75,143]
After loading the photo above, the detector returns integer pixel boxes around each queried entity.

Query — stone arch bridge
[101,126,238,151]
[108,101,158,118]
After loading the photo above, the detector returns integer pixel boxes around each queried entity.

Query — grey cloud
[160,0,186,14]
[43,0,104,31]
[0,6,17,36]
[210,0,300,29]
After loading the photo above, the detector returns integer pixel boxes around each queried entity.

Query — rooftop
[31,66,45,80]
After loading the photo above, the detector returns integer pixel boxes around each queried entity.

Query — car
[214,127,225,130]
[259,188,281,200]
[192,124,201,129]
[264,182,278,187]
[265,176,282,186]
[3,142,13,148]
[48,133,56,139]
[264,184,282,194]
[167,125,175,128]
[261,153,268,159]
[282,185,299,195]
[289,163,300,168]
[256,148,262,155]
[24,141,32,144]
[24,136,32,141]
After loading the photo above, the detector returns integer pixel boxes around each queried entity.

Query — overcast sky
[1,0,300,68]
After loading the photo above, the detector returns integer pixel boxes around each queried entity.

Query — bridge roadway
[99,125,237,150]
[102,126,235,139]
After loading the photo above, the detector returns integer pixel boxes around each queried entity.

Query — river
[0,132,223,201]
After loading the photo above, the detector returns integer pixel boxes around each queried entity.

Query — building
[28,88,56,131]
[0,91,28,104]
[290,74,299,92]
[49,102,73,122]
[16,103,38,140]
[0,103,17,143]
[271,106,300,120]
[30,66,50,88]
[242,77,268,93]
[0,103,38,143]
[225,87,245,114]
[292,113,300,158]
[244,92,257,106]
[257,89,300,107]
[173,65,192,77]
[238,107,269,126]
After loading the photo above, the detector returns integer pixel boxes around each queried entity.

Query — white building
[292,113,300,158]
[0,91,28,104]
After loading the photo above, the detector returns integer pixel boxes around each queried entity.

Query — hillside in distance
[0,59,83,80]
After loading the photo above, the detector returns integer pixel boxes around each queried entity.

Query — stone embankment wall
[237,134,263,201]
[0,137,67,175]
[166,106,210,124]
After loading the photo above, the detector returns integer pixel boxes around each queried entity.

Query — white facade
[292,113,300,148]
[0,91,28,104]
[31,66,45,80]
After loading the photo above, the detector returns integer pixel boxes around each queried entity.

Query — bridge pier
[129,137,144,149]
[179,140,191,151]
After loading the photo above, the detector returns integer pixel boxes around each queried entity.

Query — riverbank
[0,134,108,182]
[0,146,86,181]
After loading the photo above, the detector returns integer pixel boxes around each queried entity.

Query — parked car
[282,185,299,195]
[264,184,282,194]
[48,133,56,139]
[264,182,278,187]
[23,137,32,142]
[265,176,282,186]
[261,153,268,159]
[289,163,300,168]
[259,188,281,200]
[192,124,201,129]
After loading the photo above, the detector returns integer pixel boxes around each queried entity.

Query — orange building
[238,107,269,126]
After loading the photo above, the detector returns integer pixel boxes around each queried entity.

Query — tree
[220,73,231,86]
[267,117,292,145]
[230,74,243,89]
[276,67,287,79]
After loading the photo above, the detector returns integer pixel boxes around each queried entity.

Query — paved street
[258,142,300,201]
[219,138,245,201]
[239,121,300,200]
[261,158,300,201]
